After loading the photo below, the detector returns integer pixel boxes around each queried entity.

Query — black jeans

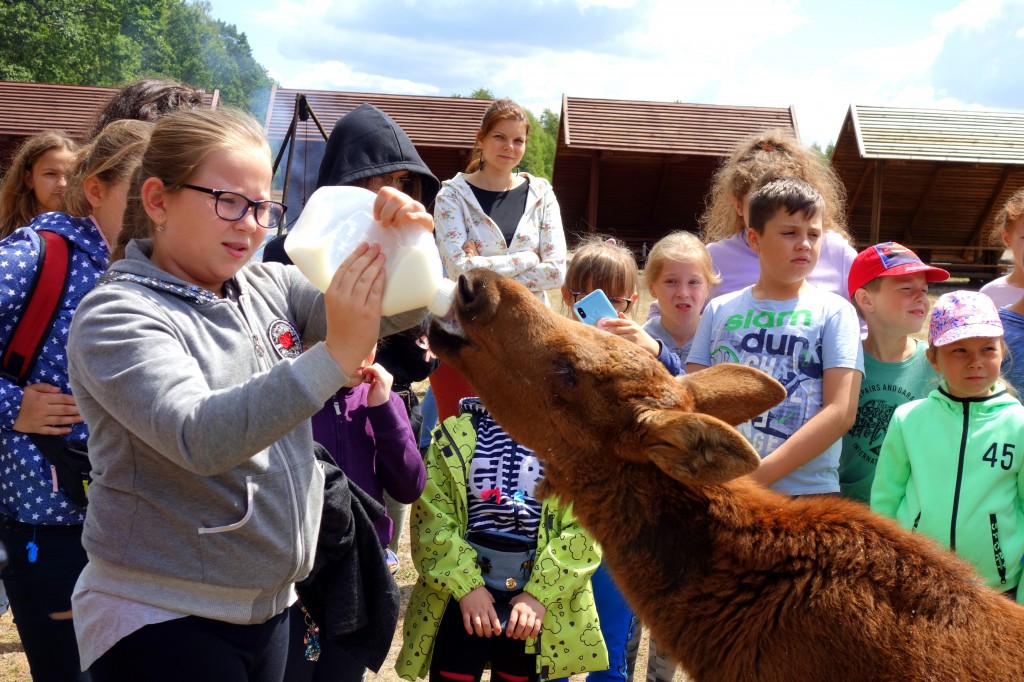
[89,609,290,682]
[0,519,88,682]
[429,592,538,682]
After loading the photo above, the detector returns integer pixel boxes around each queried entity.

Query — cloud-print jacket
[396,404,608,680]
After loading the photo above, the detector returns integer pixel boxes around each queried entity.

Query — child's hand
[459,586,501,638]
[359,363,394,407]
[506,592,545,640]
[597,316,661,357]
[323,242,385,378]
[12,383,82,435]
[462,240,480,257]
[374,186,433,233]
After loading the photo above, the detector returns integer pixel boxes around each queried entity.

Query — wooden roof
[264,86,489,212]
[832,104,1024,278]
[846,104,1024,164]
[0,80,218,138]
[559,96,799,155]
[553,96,799,250]
[265,86,489,147]
[0,80,218,173]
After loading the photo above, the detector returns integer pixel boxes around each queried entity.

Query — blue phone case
[574,289,619,326]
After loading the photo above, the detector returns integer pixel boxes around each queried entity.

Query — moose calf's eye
[553,357,577,389]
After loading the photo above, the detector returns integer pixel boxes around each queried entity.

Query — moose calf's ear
[677,365,786,426]
[641,411,761,485]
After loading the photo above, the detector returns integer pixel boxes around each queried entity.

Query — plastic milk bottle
[284,186,455,317]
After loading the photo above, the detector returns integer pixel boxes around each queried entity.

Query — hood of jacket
[930,381,1019,414]
[316,103,440,206]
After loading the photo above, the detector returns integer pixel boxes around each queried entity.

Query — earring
[156,225,165,233]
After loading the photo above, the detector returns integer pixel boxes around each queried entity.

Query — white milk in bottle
[284,186,454,316]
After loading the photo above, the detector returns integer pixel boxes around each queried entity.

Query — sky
[204,0,1024,149]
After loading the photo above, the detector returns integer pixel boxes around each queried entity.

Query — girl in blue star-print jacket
[0,120,152,681]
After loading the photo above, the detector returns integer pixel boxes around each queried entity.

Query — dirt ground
[0,525,672,682]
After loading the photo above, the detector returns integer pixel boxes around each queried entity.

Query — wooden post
[964,166,1014,260]
[869,159,883,245]
[587,151,600,232]
[848,165,871,215]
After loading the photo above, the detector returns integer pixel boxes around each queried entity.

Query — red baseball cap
[847,242,950,298]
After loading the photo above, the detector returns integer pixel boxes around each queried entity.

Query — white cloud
[278,60,442,96]
[933,0,1016,32]
[572,0,641,9]
[208,0,1024,148]
[839,35,945,79]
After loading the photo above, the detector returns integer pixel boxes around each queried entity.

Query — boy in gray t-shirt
[839,242,949,502]
[687,177,864,496]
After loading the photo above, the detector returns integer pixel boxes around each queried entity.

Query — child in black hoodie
[271,103,440,682]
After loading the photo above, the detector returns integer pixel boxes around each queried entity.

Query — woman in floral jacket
[396,398,607,682]
[432,98,566,307]
[429,98,568,422]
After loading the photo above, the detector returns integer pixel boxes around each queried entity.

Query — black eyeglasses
[569,289,633,313]
[368,173,417,192]
[182,184,287,229]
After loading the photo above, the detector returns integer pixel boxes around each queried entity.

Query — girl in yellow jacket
[396,398,607,681]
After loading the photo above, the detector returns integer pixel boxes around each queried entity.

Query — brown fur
[428,268,1024,682]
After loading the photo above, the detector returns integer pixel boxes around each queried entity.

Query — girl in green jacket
[396,398,607,681]
[872,291,1024,600]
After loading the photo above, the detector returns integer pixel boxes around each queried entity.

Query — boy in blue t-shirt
[687,177,864,495]
[839,242,949,502]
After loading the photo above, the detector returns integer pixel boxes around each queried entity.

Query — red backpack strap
[0,231,72,384]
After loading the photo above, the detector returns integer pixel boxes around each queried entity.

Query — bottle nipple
[429,278,456,316]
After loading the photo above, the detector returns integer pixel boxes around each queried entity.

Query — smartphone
[573,289,620,326]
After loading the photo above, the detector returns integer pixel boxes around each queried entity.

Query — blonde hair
[116,107,270,260]
[0,131,78,237]
[644,231,720,295]
[465,98,530,173]
[64,120,152,218]
[992,187,1024,243]
[564,235,640,319]
[700,129,849,244]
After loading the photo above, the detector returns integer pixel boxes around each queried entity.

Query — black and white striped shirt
[462,399,544,538]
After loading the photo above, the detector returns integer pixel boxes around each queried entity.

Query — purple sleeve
[366,392,427,504]
[655,340,682,376]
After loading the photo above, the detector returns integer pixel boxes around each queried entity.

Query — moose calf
[427,268,1024,682]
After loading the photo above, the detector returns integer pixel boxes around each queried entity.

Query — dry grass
[0,611,28,682]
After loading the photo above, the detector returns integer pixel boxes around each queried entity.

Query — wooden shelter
[264,86,489,212]
[0,80,218,168]
[831,104,1024,279]
[552,96,799,251]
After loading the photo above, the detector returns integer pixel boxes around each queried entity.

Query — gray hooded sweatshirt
[67,240,422,632]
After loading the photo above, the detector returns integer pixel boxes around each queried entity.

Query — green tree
[0,0,273,114]
[520,110,554,180]
[540,108,560,141]
[0,1,141,84]
[810,141,836,161]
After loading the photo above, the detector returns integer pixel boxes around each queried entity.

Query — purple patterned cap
[928,290,1003,347]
